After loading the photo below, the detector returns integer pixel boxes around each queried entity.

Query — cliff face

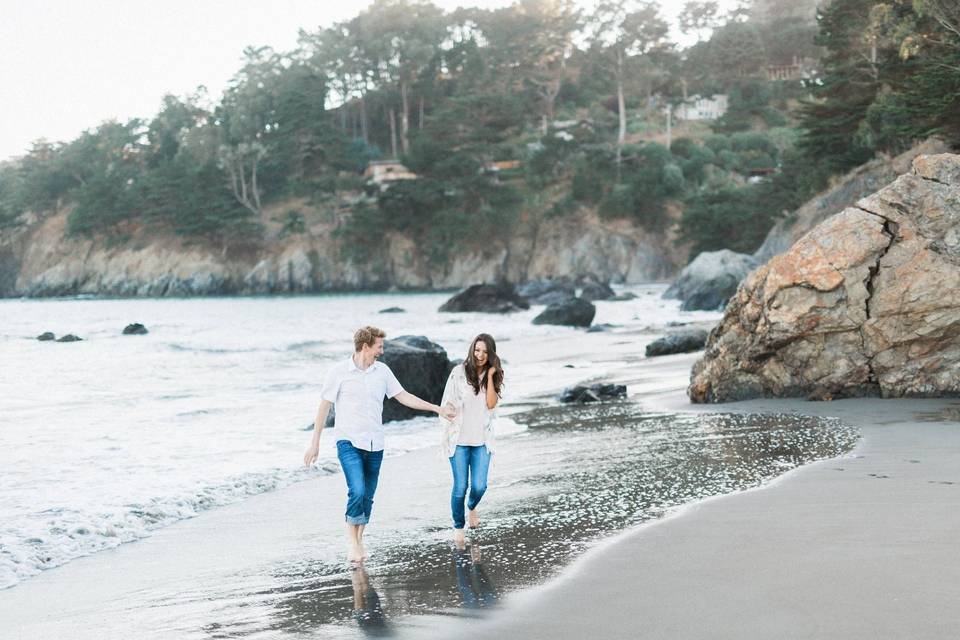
[0,201,682,297]
[754,137,949,263]
[689,153,960,403]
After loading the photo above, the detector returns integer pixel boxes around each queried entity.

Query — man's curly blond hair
[354,325,386,352]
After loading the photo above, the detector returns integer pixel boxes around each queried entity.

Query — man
[303,325,456,563]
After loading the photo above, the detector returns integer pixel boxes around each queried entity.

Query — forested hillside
[0,0,957,281]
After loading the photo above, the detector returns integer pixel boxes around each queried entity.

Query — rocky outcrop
[579,280,615,302]
[517,278,577,304]
[439,283,530,313]
[664,250,758,311]
[754,137,949,262]
[646,329,709,357]
[0,202,682,298]
[381,335,456,422]
[532,297,596,327]
[689,154,960,403]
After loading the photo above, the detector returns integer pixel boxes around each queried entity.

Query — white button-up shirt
[321,356,404,451]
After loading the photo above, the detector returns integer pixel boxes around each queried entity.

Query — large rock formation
[689,154,960,403]
[664,250,758,311]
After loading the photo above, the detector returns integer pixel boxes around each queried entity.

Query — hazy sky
[0,1,729,162]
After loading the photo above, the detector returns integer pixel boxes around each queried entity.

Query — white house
[674,94,729,121]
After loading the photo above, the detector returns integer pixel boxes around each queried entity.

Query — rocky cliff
[689,153,960,403]
[0,200,682,297]
[753,137,949,262]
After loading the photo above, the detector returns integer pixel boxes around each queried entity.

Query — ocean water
[0,286,723,590]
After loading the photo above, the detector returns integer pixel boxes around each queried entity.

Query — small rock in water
[559,383,627,404]
[122,323,148,335]
[646,329,709,357]
[532,297,596,327]
[609,292,638,301]
[579,281,616,302]
[439,283,530,313]
[379,306,406,314]
[56,334,83,343]
[36,332,55,341]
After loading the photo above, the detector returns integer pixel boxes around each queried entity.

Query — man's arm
[303,399,333,466]
[394,391,457,420]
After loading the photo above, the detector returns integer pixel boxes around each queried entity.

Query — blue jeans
[337,440,384,525]
[449,445,491,529]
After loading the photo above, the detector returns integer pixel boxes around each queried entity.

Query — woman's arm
[485,367,499,410]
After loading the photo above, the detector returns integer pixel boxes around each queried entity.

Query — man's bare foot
[453,528,466,549]
[348,543,363,563]
[467,508,480,529]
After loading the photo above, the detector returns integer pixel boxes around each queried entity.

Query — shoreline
[412,374,960,639]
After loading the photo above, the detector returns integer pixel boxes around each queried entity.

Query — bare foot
[359,542,369,561]
[348,543,363,564]
[467,508,480,529]
[453,528,466,549]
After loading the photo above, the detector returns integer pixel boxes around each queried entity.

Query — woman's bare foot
[453,528,466,549]
[359,542,369,561]
[467,508,480,529]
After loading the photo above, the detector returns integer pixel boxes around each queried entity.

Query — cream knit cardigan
[438,363,497,458]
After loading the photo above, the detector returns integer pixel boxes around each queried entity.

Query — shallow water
[188,404,857,638]
[0,287,722,589]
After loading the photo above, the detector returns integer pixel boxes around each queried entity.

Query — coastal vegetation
[0,0,957,265]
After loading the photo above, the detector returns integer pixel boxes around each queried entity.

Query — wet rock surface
[690,154,960,403]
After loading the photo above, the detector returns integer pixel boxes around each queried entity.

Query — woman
[440,333,503,545]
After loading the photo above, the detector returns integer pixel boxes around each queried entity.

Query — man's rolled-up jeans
[336,440,384,525]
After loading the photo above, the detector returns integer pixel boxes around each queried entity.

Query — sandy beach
[410,356,960,640]
[2,335,957,639]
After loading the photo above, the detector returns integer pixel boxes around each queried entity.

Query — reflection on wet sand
[200,405,856,637]
[453,545,499,611]
[352,565,390,636]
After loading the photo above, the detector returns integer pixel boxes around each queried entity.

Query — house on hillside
[675,94,729,121]
[766,56,816,81]
[363,160,417,191]
[481,159,522,182]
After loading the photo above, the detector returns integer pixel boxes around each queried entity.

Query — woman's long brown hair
[464,333,503,396]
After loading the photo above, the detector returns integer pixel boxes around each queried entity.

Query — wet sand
[412,355,960,640]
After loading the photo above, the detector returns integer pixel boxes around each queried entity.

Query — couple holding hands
[303,326,503,562]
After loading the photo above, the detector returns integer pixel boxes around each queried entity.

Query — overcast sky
[0,0,727,162]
